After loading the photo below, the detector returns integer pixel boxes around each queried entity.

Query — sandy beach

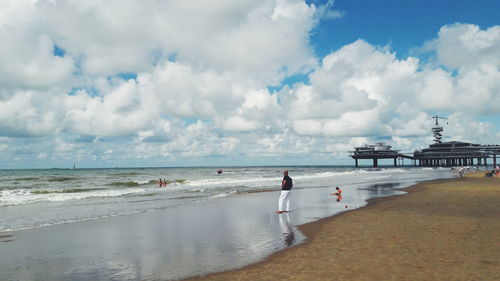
[185,173,500,281]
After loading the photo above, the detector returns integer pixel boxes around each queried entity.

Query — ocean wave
[8,177,39,181]
[31,188,104,194]
[165,179,188,184]
[47,177,77,182]
[186,168,417,188]
[106,181,141,187]
[0,187,147,206]
[186,176,279,187]
[106,179,163,187]
[422,167,451,171]
[211,193,233,199]
[108,172,141,176]
[294,170,357,180]
[355,168,409,174]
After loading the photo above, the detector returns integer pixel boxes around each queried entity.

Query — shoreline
[0,169,469,280]
[184,173,500,281]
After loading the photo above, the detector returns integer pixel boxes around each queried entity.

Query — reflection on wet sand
[361,182,402,197]
[279,213,295,247]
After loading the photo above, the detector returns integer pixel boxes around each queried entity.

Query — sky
[0,0,499,169]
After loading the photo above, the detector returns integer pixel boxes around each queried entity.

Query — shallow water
[0,166,454,280]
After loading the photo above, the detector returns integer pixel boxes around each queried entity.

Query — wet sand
[185,173,500,281]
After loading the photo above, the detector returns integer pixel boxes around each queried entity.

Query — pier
[349,143,415,168]
[350,141,500,168]
[413,142,500,167]
[349,115,500,168]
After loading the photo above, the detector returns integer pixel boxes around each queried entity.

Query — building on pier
[349,142,407,167]
[414,141,500,167]
[413,115,500,167]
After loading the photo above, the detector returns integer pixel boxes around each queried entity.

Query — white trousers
[278,190,291,212]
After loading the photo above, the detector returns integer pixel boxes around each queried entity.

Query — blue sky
[311,0,500,57]
[0,0,499,169]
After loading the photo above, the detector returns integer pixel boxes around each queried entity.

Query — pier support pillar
[355,159,358,168]
[373,159,378,167]
[394,158,397,167]
[494,155,497,166]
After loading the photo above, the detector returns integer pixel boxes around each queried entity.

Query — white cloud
[223,116,260,132]
[3,0,315,83]
[431,24,500,70]
[0,32,75,89]
[0,0,499,168]
[285,25,500,139]
[414,24,500,114]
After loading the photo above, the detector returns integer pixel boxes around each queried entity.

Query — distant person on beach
[159,178,163,187]
[276,170,293,213]
[485,170,494,177]
[458,166,465,178]
[331,186,342,202]
[162,179,168,187]
[496,165,499,176]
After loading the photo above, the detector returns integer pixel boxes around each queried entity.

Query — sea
[0,166,454,233]
[0,165,459,280]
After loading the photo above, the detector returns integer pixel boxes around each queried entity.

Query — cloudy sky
[1,0,499,169]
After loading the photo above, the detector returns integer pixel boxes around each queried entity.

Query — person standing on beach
[276,170,293,213]
[458,166,465,178]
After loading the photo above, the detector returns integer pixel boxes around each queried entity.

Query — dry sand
[184,173,500,281]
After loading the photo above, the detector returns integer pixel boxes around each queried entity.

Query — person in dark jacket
[276,170,293,213]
